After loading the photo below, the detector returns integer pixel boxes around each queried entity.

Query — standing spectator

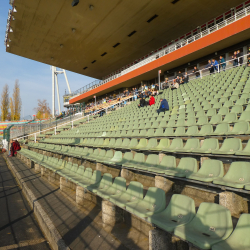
[204,60,214,74]
[176,70,183,79]
[219,56,226,71]
[149,95,155,106]
[157,99,169,115]
[183,72,189,83]
[212,59,219,73]
[193,66,200,78]
[247,55,250,67]
[232,51,238,67]
[238,50,243,65]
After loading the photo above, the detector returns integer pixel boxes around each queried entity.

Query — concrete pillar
[243,45,248,63]
[76,185,100,207]
[34,163,41,173]
[219,191,248,218]
[60,177,76,192]
[155,176,174,193]
[149,228,189,250]
[225,52,230,67]
[102,200,123,233]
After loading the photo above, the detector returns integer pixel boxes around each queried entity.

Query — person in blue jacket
[157,98,169,115]
[212,58,219,73]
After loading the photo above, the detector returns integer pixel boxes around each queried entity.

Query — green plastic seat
[239,111,250,122]
[134,154,160,171]
[174,202,233,250]
[146,128,155,137]
[220,113,238,124]
[150,139,170,151]
[139,138,158,151]
[206,108,217,117]
[125,187,166,218]
[87,173,113,193]
[230,105,243,114]
[163,138,183,152]
[154,128,164,137]
[175,138,200,152]
[113,138,123,148]
[96,177,127,199]
[192,138,219,153]
[235,140,250,156]
[163,127,175,137]
[122,153,145,168]
[132,139,148,150]
[117,138,130,149]
[125,138,138,149]
[176,119,186,127]
[109,181,144,208]
[245,184,250,190]
[147,155,176,174]
[174,127,186,136]
[185,126,198,136]
[213,162,250,188]
[211,123,230,136]
[212,138,242,155]
[148,194,196,232]
[165,157,197,177]
[193,125,213,136]
[218,107,229,116]
[187,159,224,182]
[209,114,222,124]
[225,121,249,135]
[212,214,250,250]
[196,116,208,126]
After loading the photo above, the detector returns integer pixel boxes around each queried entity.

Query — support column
[149,228,189,250]
[219,191,248,217]
[102,200,123,233]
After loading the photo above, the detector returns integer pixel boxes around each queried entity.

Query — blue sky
[0,1,96,118]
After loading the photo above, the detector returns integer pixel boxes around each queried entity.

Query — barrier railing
[65,5,250,101]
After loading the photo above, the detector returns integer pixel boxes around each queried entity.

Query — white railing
[68,5,250,101]
[13,94,137,142]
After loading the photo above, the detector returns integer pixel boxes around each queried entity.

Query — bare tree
[1,84,10,121]
[13,80,22,120]
[34,99,51,119]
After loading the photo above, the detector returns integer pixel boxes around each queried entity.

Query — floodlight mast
[51,66,72,117]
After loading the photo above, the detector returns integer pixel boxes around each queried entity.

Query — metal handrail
[66,5,250,100]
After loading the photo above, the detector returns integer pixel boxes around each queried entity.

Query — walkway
[0,154,50,250]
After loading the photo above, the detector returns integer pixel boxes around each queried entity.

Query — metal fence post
[35,134,36,143]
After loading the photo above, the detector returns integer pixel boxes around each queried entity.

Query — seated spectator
[157,99,169,115]
[183,72,189,83]
[171,81,179,90]
[219,56,226,71]
[155,83,159,91]
[193,66,200,78]
[151,83,155,90]
[149,95,155,106]
[176,76,181,84]
[10,140,21,157]
[138,97,146,108]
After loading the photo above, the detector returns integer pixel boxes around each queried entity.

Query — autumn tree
[12,80,22,120]
[34,99,51,119]
[10,97,14,121]
[1,84,10,121]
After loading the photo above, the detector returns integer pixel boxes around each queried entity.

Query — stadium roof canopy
[6,0,244,79]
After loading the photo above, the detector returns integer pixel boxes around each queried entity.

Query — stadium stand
[16,64,250,249]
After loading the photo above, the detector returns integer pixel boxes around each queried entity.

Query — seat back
[177,157,197,174]
[144,187,166,212]
[160,155,176,168]
[126,181,144,200]
[223,162,250,183]
[199,159,224,177]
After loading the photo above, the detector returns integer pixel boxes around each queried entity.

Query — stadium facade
[5,0,250,105]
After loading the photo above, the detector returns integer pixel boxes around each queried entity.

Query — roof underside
[7,0,244,79]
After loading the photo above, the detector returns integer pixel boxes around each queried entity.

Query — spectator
[232,51,238,67]
[155,83,159,91]
[212,58,219,72]
[204,60,214,74]
[193,66,200,78]
[163,78,169,89]
[176,76,181,85]
[102,98,106,104]
[149,95,155,106]
[219,56,226,71]
[171,81,179,90]
[138,97,146,108]
[157,98,169,115]
[151,83,155,90]
[176,70,183,79]
[183,72,189,83]
[238,50,243,65]
[247,55,250,67]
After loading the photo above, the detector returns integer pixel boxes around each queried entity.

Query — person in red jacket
[149,95,155,106]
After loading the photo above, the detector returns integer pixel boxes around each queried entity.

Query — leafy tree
[12,80,22,120]
[34,99,51,119]
[1,84,9,121]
